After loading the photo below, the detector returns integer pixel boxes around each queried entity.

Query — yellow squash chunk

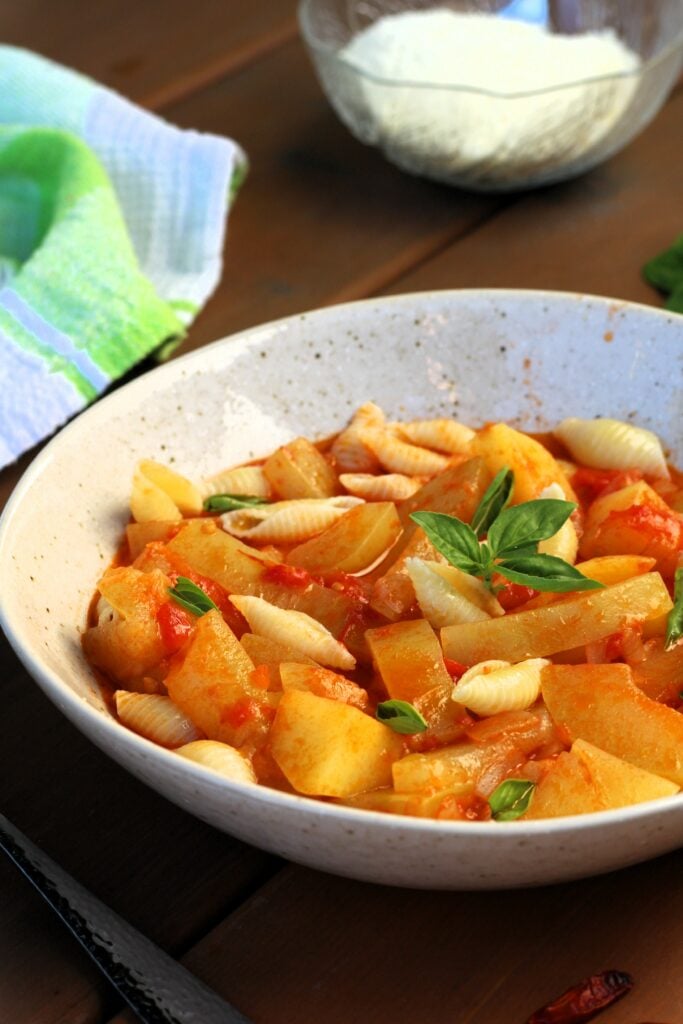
[165,610,277,750]
[269,690,403,797]
[287,501,401,574]
[471,423,576,503]
[167,520,357,644]
[371,458,489,620]
[130,470,181,523]
[366,619,453,704]
[580,481,683,577]
[441,572,672,664]
[279,662,369,710]
[126,520,183,560]
[393,739,515,794]
[541,663,683,785]
[82,567,169,685]
[632,638,683,703]
[239,633,317,689]
[370,529,443,621]
[138,459,203,515]
[512,554,657,612]
[263,437,338,499]
[393,708,554,793]
[341,785,474,818]
[524,739,679,819]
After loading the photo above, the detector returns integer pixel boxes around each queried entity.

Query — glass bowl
[299,0,683,191]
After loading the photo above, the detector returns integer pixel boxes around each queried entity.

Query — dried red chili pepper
[527,970,634,1024]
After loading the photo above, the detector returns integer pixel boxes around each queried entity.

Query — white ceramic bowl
[1,290,681,890]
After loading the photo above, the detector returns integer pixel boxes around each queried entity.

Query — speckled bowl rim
[0,288,681,848]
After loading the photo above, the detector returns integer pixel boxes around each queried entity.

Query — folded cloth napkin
[0,46,245,470]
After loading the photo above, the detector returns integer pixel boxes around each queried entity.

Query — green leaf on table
[471,468,514,538]
[643,234,683,292]
[487,499,576,557]
[496,554,605,593]
[665,567,683,650]
[376,699,428,735]
[489,779,536,821]
[667,285,683,314]
[168,576,218,616]
[204,493,270,512]
[410,511,483,574]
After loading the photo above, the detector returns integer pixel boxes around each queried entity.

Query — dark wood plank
[0,0,299,108]
[162,37,506,352]
[382,89,683,308]
[112,851,681,1024]
[0,630,280,1023]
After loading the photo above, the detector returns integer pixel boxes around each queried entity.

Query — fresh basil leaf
[471,468,514,538]
[204,493,270,512]
[487,499,576,557]
[168,576,218,616]
[496,554,605,593]
[665,567,683,650]
[667,284,683,314]
[489,779,536,821]
[643,234,683,293]
[376,699,428,735]
[410,511,483,574]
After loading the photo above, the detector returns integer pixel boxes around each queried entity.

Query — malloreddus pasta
[83,405,683,822]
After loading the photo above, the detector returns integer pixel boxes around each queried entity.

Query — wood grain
[0,612,278,1024]
[162,37,506,352]
[0,0,299,109]
[116,851,681,1024]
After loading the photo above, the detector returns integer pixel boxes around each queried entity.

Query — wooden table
[1,4,682,1021]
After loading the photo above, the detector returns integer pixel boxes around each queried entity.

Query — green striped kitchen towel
[0,46,245,470]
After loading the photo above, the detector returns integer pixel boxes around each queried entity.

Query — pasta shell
[405,558,492,627]
[229,595,356,670]
[115,691,202,747]
[96,596,119,625]
[536,483,578,563]
[176,740,257,784]
[220,496,363,543]
[453,659,550,716]
[428,563,504,617]
[137,460,203,515]
[339,472,422,501]
[395,418,475,454]
[130,469,182,524]
[554,418,669,478]
[331,402,386,473]
[363,429,450,476]
[199,465,272,500]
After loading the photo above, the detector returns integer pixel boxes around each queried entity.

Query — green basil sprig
[410,469,604,595]
[168,576,218,616]
[376,699,428,735]
[665,567,683,650]
[488,779,536,821]
[471,468,514,538]
[204,493,270,512]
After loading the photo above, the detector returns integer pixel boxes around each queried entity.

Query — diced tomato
[250,664,272,691]
[603,504,683,576]
[261,563,314,589]
[496,580,538,610]
[321,570,370,604]
[572,467,642,504]
[222,697,262,729]
[156,601,194,654]
[444,658,469,681]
